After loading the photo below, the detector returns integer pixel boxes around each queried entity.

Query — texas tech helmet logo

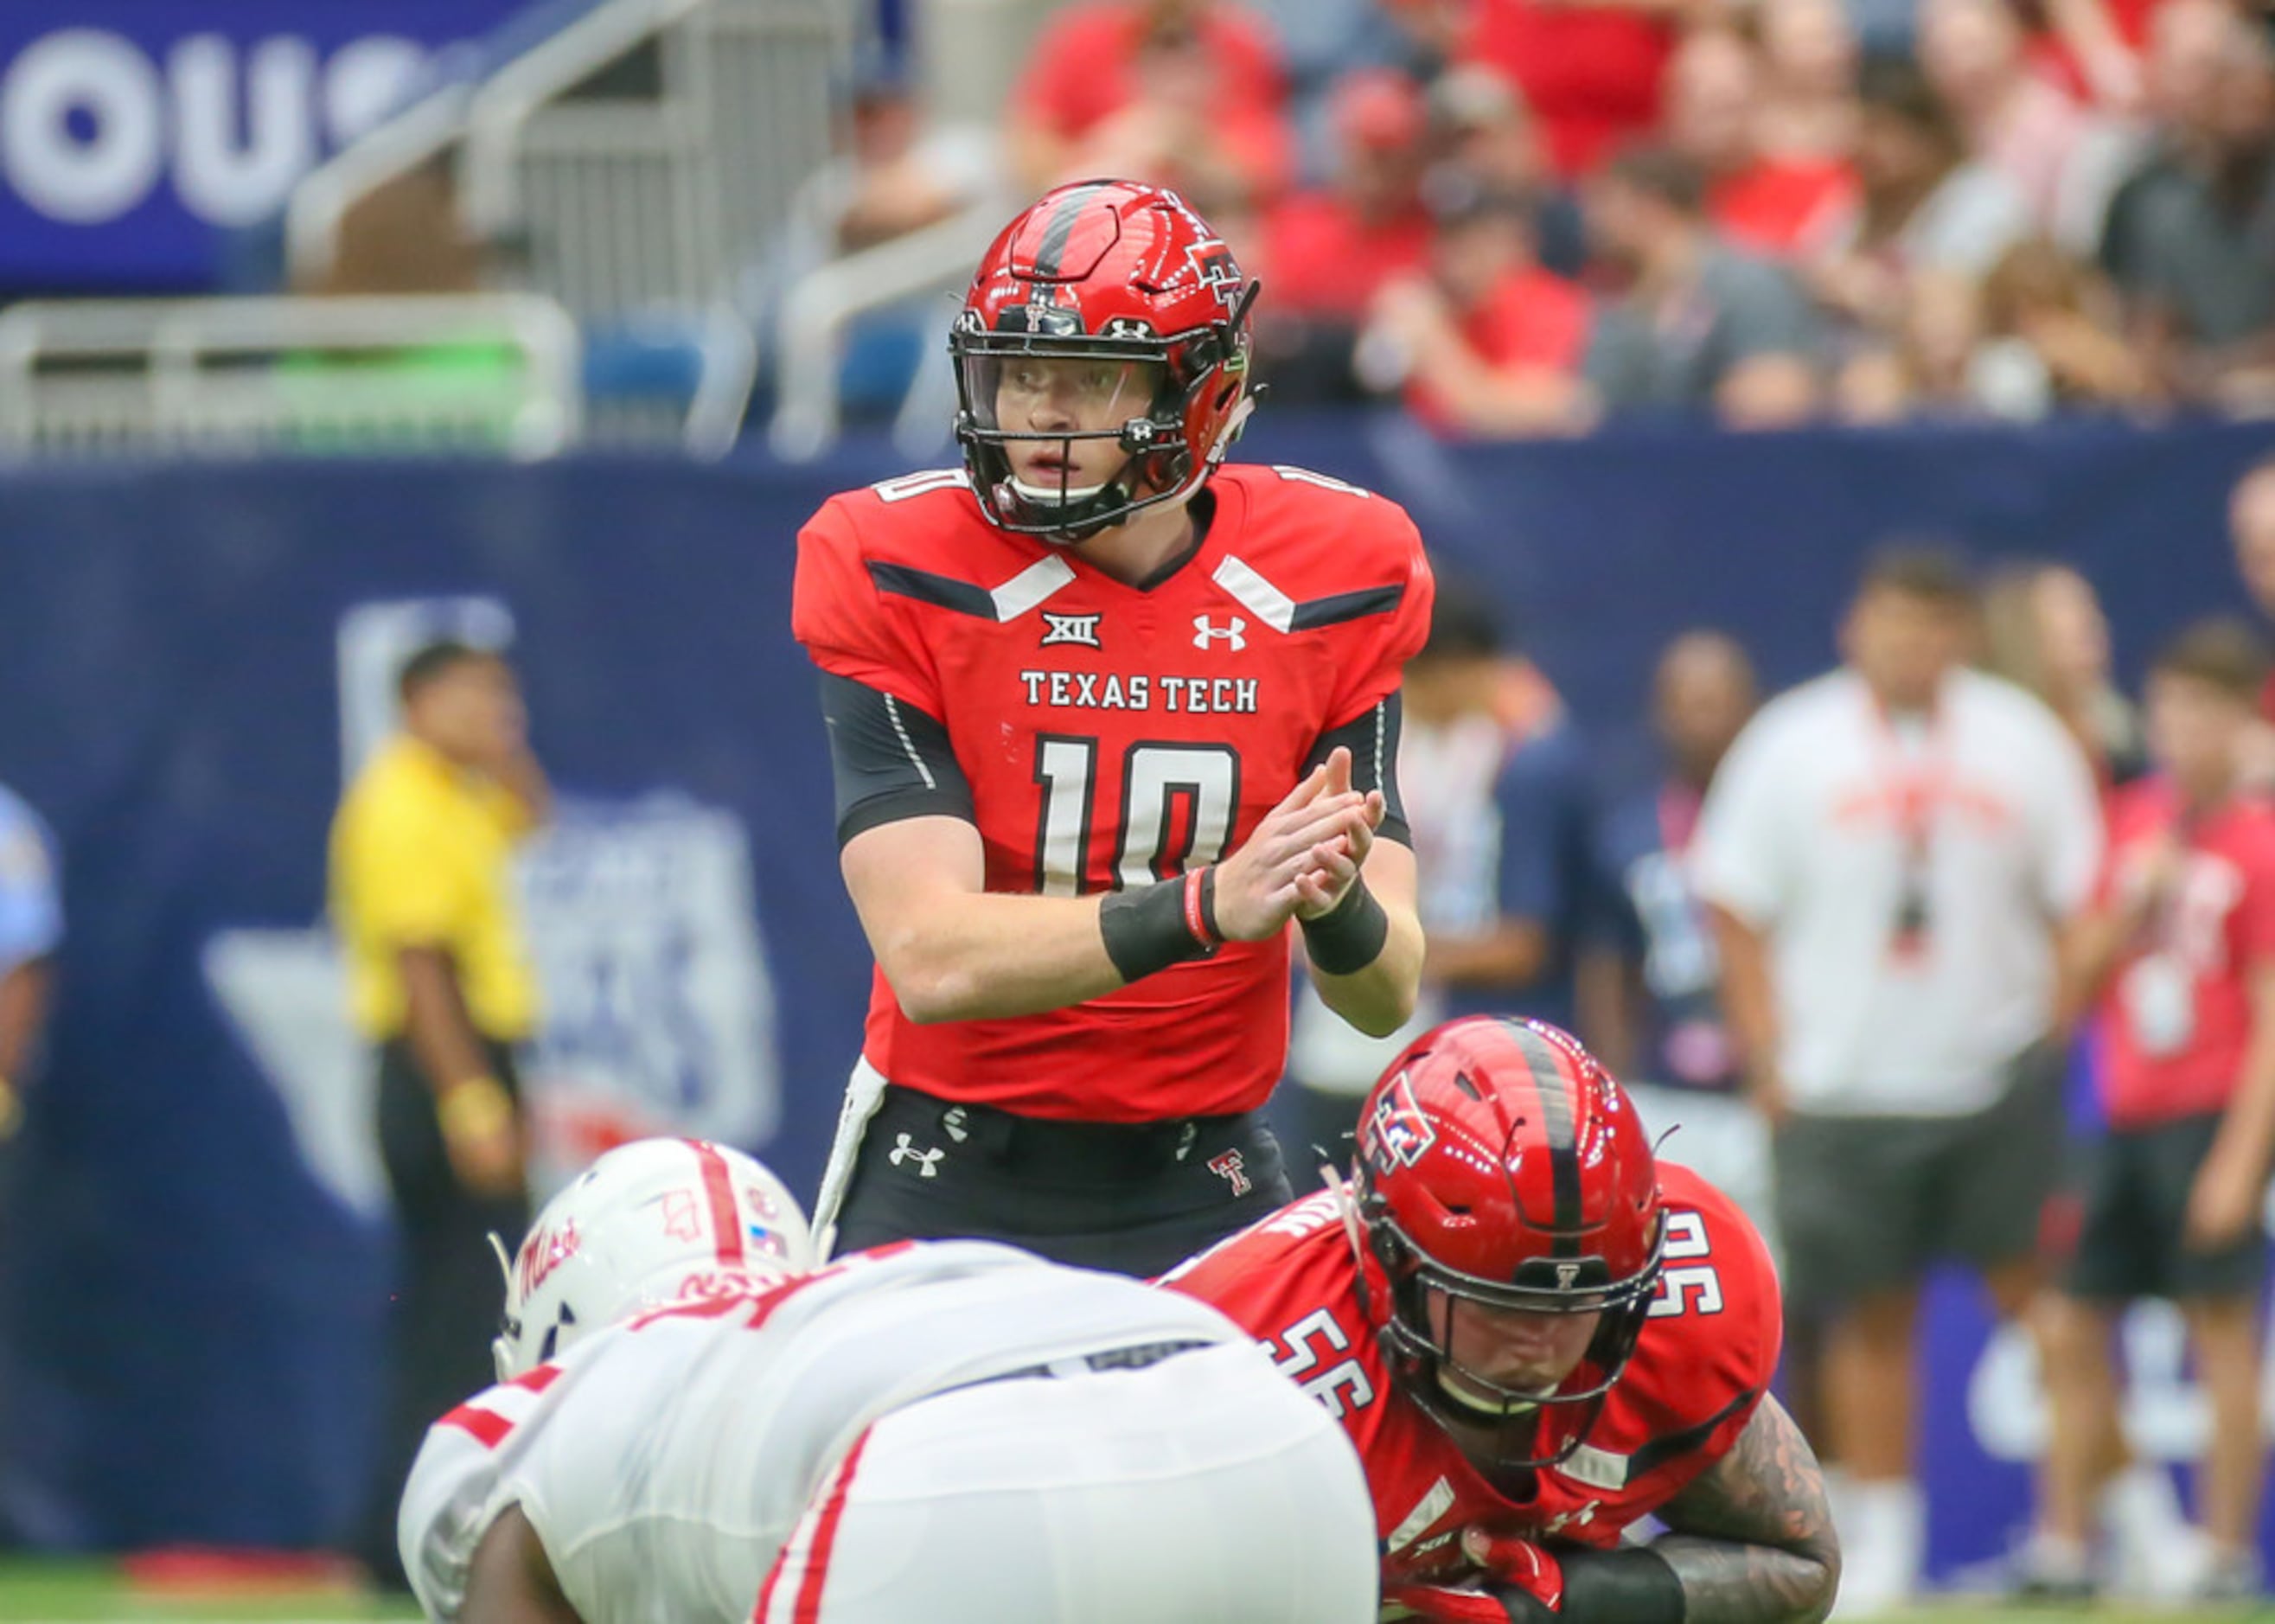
[1186,241,1244,309]
[1364,1071,1436,1172]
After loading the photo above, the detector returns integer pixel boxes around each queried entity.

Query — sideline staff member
[330,639,548,1583]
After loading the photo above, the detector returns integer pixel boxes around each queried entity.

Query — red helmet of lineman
[1352,1016,1667,1471]
[949,178,1259,539]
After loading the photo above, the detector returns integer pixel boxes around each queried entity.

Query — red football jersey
[1165,1162,1781,1584]
[2095,780,2275,1128]
[792,462,1434,1122]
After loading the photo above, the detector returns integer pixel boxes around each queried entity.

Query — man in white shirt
[1694,545,2103,1615]
[401,1139,1376,1624]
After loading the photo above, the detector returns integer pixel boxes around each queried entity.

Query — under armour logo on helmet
[1192,614,1246,651]
[888,1134,945,1179]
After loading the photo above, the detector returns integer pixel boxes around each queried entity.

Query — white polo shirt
[1693,667,2102,1117]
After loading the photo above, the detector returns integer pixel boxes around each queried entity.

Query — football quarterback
[794,178,1435,1276]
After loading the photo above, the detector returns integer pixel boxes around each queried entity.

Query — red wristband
[1182,866,1220,949]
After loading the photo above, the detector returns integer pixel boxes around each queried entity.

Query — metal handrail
[0,294,584,460]
[766,202,1001,461]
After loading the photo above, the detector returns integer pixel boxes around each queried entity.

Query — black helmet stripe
[1507,1020,1583,1257]
[1032,182,1108,279]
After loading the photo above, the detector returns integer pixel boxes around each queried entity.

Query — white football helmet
[492,1137,815,1381]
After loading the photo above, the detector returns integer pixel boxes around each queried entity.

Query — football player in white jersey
[399,1137,1377,1624]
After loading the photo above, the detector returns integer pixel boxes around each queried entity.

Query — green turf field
[0,1562,2264,1623]
[0,1561,419,1623]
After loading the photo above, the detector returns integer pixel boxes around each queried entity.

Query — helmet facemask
[1359,1174,1665,1476]
[950,296,1254,542]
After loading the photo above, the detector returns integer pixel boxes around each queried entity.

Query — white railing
[290,0,849,324]
[766,202,1001,460]
[461,0,846,318]
[0,295,583,461]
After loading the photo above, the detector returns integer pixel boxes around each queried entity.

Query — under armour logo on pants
[889,1133,944,1178]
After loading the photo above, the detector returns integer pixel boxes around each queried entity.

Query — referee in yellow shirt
[329,638,547,1586]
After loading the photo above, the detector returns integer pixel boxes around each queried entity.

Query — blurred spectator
[1285,592,1598,1152]
[2040,0,2158,109]
[1356,181,1592,435]
[0,783,60,1146]
[1426,67,1591,276]
[759,55,1002,419]
[798,58,999,259]
[1852,237,2150,419]
[1458,0,1694,178]
[294,155,486,297]
[1582,144,1827,426]
[2099,3,2275,411]
[1579,630,1776,1237]
[1694,544,2104,1616]
[332,641,547,1586]
[1665,29,1856,258]
[1252,69,1432,399]
[1242,0,1451,182]
[1812,58,2033,340]
[1967,239,2155,414]
[1754,0,1865,168]
[1006,0,1290,214]
[1833,267,1989,419]
[1919,0,2105,233]
[2033,618,2275,1606]
[1979,559,2149,787]
[1256,70,1434,331]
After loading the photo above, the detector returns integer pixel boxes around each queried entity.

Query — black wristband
[1558,1546,1687,1624]
[1300,878,1390,975]
[1100,873,1220,984]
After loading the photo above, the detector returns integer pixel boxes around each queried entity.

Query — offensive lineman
[794,178,1433,1274]
[1168,1017,1841,1623]
[398,1138,1377,1624]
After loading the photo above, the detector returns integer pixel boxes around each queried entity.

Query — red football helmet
[1351,1016,1665,1473]
[949,179,1259,539]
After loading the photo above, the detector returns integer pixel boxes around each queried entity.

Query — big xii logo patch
[1040,612,1102,649]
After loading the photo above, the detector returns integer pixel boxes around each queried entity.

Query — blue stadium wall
[0,412,2269,1567]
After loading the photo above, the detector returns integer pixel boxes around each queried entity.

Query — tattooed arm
[1649,1392,1841,1624]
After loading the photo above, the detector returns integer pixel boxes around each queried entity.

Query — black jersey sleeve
[818,671,977,846]
[1302,690,1410,848]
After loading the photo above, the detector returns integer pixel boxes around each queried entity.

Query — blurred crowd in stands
[764,0,2275,435]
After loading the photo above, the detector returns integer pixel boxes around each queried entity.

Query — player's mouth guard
[1008,475,1112,505]
[1436,1366,1548,1421]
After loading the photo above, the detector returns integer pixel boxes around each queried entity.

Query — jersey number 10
[1034,738,1241,894]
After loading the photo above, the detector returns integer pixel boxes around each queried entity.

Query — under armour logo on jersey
[1208,1150,1251,1197]
[1040,612,1102,649]
[888,1134,944,1178]
[1192,614,1246,651]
